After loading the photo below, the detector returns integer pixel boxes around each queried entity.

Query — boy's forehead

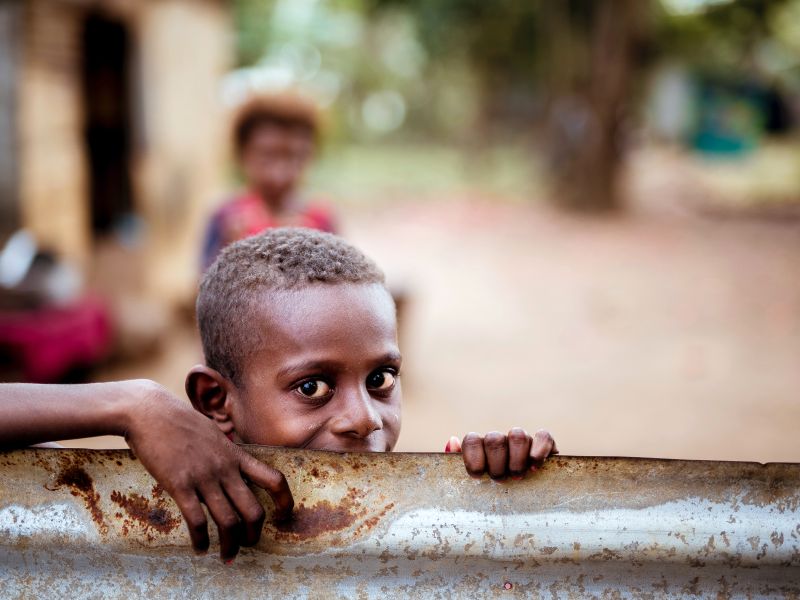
[239,284,398,380]
[250,283,397,344]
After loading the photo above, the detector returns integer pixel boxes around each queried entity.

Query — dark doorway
[81,13,134,235]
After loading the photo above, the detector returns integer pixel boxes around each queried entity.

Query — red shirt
[202,193,336,270]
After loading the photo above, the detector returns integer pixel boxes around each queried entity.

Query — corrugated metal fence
[0,447,798,598]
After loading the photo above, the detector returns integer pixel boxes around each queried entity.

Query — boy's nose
[330,388,382,439]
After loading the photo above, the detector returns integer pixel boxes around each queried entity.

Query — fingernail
[224,558,235,565]
[511,475,523,481]
[445,440,451,453]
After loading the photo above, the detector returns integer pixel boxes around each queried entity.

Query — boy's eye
[297,379,332,399]
[366,370,396,391]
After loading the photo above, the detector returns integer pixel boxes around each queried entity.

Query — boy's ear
[185,365,236,435]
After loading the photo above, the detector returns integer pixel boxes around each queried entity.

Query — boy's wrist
[108,379,166,439]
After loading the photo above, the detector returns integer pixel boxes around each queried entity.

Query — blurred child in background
[202,94,336,270]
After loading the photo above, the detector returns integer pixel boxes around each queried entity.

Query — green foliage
[227,0,800,214]
[655,0,797,79]
[233,0,274,67]
[233,0,800,121]
[366,0,543,83]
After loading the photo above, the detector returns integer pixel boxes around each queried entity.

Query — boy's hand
[445,428,557,480]
[123,381,293,561]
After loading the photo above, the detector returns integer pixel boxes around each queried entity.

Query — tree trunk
[543,0,650,212]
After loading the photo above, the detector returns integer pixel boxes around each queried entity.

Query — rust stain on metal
[275,486,370,540]
[356,501,396,534]
[309,466,326,479]
[47,457,107,535]
[275,499,359,539]
[109,484,181,539]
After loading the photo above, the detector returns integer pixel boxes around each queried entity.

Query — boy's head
[187,227,401,452]
[232,94,319,205]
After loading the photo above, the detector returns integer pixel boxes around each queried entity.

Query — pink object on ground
[0,295,112,382]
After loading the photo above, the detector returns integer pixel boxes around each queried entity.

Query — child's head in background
[232,94,318,207]
[187,227,402,452]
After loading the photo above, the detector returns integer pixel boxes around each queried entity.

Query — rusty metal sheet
[0,448,798,598]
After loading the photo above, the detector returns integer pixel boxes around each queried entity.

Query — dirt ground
[346,199,800,461]
[83,185,800,463]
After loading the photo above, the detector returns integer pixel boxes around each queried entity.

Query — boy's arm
[0,380,293,561]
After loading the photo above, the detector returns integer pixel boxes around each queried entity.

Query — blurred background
[0,0,798,460]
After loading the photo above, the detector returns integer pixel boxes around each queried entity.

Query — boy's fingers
[240,452,294,522]
[461,432,486,477]
[484,431,509,480]
[529,429,556,465]
[507,428,532,476]
[445,436,462,453]
[199,483,243,561]
[223,477,266,547]
[173,489,210,554]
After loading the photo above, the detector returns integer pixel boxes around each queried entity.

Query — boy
[201,94,336,270]
[0,228,556,561]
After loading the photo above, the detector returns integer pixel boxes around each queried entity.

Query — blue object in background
[691,77,767,156]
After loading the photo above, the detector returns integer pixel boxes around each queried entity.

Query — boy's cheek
[383,410,402,451]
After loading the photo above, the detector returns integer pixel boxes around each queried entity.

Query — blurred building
[0,0,231,308]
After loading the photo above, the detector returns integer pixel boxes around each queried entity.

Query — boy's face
[240,123,313,204]
[228,283,401,452]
